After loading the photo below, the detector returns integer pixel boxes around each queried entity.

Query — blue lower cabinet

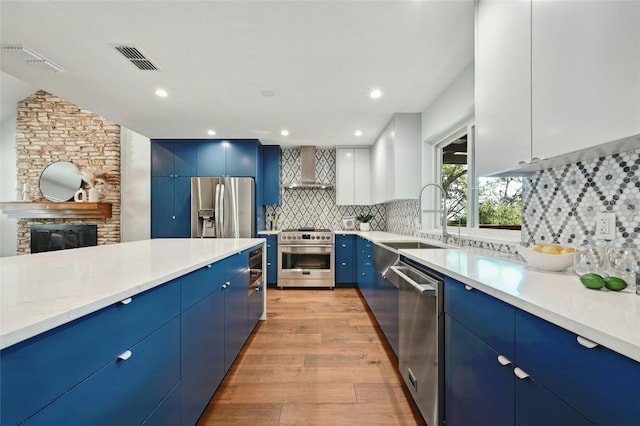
[0,280,180,426]
[335,234,355,284]
[258,234,278,286]
[181,289,225,426]
[444,277,515,360]
[356,237,374,305]
[224,266,249,372]
[515,310,639,426]
[24,318,181,426]
[378,275,399,356]
[515,375,592,426]
[248,285,264,332]
[445,315,514,426]
[142,381,182,426]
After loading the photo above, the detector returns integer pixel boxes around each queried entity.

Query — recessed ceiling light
[261,89,275,97]
[370,89,382,99]
[155,88,168,97]
[207,130,216,136]
[354,130,363,137]
[281,130,289,136]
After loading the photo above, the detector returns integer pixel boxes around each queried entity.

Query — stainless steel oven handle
[279,244,333,250]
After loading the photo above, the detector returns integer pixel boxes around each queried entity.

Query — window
[433,123,522,230]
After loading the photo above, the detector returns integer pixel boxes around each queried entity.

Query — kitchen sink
[380,241,441,250]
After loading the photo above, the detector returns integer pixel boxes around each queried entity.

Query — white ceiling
[0,0,474,148]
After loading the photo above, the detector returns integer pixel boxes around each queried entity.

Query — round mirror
[39,161,82,202]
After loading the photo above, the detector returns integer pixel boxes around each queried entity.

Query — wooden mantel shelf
[0,202,112,219]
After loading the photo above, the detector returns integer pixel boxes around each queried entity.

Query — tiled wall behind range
[522,147,640,249]
[265,148,386,231]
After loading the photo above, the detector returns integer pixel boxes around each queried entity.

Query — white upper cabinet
[476,0,640,176]
[475,0,532,176]
[531,1,640,159]
[371,113,422,202]
[336,148,371,205]
[371,130,388,204]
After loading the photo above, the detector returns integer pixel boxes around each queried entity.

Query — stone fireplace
[14,90,121,254]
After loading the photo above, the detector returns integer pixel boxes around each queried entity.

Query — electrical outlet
[595,212,616,240]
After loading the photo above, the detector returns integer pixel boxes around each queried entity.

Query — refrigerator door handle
[215,183,222,237]
[218,183,225,237]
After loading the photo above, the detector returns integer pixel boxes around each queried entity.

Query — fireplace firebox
[30,224,97,253]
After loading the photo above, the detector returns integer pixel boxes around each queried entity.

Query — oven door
[278,244,335,288]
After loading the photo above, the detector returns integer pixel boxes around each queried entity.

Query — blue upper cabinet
[226,141,259,177]
[196,141,226,176]
[197,140,260,177]
[151,140,196,177]
[262,145,281,205]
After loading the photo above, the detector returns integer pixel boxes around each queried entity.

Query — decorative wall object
[265,148,385,230]
[14,90,121,254]
[522,147,639,250]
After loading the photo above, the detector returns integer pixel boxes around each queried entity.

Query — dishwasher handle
[390,265,437,296]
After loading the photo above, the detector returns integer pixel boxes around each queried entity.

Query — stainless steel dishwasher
[388,256,444,426]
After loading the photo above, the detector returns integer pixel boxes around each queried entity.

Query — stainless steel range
[278,228,335,288]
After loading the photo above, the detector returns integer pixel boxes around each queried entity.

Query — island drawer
[444,277,515,359]
[224,248,250,281]
[181,261,223,310]
[23,317,181,425]
[1,279,180,426]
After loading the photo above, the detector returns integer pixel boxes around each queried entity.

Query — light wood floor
[198,288,425,426]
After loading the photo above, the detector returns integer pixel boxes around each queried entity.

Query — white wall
[1,112,18,257]
[120,127,151,242]
[1,72,37,257]
[418,61,475,229]
[421,61,475,146]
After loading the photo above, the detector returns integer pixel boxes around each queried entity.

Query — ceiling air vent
[114,45,158,71]
[2,44,65,73]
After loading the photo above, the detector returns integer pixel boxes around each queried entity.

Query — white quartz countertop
[0,238,264,350]
[389,244,640,363]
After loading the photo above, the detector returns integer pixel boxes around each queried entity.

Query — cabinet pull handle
[267,262,272,266]
[119,298,132,305]
[513,367,530,380]
[577,336,599,349]
[342,244,347,247]
[117,350,132,361]
[342,262,347,266]
[206,264,212,268]
[464,285,473,291]
[497,355,512,366]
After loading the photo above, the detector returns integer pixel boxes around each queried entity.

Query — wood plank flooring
[198,288,426,426]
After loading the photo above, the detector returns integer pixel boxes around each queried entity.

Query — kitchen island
[1,238,265,426]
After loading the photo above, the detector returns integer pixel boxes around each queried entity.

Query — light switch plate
[595,212,616,240]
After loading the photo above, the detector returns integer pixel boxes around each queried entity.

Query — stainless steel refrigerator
[191,177,255,238]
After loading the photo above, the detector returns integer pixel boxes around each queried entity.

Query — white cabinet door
[475,0,532,177]
[336,148,355,205]
[336,148,371,205]
[353,148,371,205]
[391,113,422,200]
[532,1,640,159]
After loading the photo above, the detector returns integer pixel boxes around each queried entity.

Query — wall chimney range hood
[283,146,333,189]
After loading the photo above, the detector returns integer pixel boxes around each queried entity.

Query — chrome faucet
[418,183,449,245]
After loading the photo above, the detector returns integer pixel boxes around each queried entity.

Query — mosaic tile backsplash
[522,148,639,250]
[265,148,386,231]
